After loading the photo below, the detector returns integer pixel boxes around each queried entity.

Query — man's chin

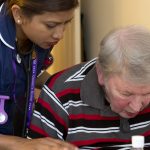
[119,112,138,119]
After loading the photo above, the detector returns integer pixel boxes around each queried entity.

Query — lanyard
[26,50,37,128]
[19,49,38,137]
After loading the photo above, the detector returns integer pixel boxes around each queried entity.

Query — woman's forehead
[32,9,74,22]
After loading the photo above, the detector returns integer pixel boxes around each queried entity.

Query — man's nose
[129,96,143,112]
[52,24,65,40]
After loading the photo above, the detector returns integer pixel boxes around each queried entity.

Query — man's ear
[96,63,105,85]
[11,4,23,25]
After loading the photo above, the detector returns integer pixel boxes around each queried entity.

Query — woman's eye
[46,24,57,29]
[64,20,71,25]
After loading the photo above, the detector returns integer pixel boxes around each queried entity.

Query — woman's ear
[11,4,22,25]
[96,63,105,86]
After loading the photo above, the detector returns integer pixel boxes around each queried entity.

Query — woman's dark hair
[4,0,79,17]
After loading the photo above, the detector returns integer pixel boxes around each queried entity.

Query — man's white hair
[97,25,150,84]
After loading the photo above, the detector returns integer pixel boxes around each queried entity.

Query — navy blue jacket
[0,3,52,135]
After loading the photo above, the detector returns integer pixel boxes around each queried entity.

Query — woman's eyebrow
[46,17,73,25]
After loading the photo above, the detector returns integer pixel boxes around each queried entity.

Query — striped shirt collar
[81,66,107,110]
[81,66,130,132]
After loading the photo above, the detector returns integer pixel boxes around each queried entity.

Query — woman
[0,0,79,149]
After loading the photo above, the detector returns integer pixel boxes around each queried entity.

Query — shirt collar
[81,65,132,133]
[0,3,16,50]
[80,66,107,110]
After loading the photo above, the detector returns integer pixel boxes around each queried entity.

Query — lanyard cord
[22,50,38,137]
[14,41,38,137]
[27,50,37,127]
[22,53,31,137]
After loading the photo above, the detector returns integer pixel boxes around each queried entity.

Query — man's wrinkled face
[98,73,150,118]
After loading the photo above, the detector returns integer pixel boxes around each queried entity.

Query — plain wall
[81,0,150,60]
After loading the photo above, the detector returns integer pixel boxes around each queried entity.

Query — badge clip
[0,95,10,124]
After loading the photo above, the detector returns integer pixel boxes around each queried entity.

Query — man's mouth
[126,111,138,117]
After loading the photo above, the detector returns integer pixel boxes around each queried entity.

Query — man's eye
[121,92,133,97]
[143,93,150,98]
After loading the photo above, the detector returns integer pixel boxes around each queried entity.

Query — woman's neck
[16,39,33,55]
[16,25,33,55]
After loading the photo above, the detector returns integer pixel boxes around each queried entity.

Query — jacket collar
[0,3,16,50]
[80,66,107,110]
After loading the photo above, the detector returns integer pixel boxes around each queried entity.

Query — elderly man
[28,25,150,149]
